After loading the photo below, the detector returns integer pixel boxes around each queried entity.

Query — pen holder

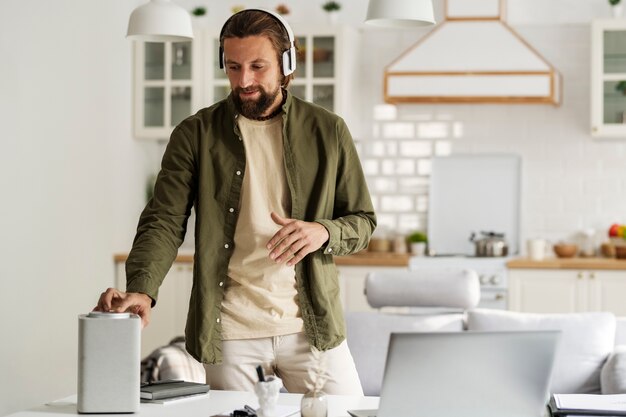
[254,376,283,417]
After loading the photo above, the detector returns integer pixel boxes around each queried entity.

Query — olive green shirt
[125,92,376,364]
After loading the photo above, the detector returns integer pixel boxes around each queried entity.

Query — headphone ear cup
[282,47,295,76]
[219,46,226,73]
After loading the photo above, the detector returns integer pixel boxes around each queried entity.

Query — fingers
[96,287,120,312]
[267,215,296,250]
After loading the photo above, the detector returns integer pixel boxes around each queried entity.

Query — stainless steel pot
[469,231,508,257]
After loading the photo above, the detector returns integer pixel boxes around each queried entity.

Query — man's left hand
[267,212,330,266]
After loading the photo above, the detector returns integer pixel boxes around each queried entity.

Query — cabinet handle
[577,272,584,279]
[589,272,595,279]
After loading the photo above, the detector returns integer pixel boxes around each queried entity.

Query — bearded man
[96,9,375,395]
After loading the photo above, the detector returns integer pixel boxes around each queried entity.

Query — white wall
[0,1,156,415]
[0,0,625,416]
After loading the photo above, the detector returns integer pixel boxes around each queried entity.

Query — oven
[409,256,510,310]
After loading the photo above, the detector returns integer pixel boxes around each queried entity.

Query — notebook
[348,331,560,417]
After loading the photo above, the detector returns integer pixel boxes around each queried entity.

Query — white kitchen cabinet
[133,25,358,140]
[115,260,193,358]
[591,19,626,139]
[509,268,626,315]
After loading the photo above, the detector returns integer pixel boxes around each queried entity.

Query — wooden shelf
[507,257,626,270]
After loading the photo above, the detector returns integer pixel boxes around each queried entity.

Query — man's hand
[93,288,152,329]
[267,212,330,266]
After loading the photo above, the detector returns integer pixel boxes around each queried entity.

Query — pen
[256,365,265,382]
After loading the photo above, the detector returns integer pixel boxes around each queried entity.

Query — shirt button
[236,170,241,176]
[327,248,333,253]
[219,281,224,287]
[224,244,230,249]
[216,318,220,323]
[229,208,234,213]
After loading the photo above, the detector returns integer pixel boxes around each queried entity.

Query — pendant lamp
[365,0,436,27]
[127,0,193,42]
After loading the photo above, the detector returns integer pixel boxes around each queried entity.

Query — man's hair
[220,9,297,88]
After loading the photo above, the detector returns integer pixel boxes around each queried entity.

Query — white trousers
[203,332,363,395]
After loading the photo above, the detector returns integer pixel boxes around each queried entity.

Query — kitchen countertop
[507,257,626,270]
[114,251,411,267]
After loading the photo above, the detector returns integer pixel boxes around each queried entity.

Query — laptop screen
[376,331,559,417]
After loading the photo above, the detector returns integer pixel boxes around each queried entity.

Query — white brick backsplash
[381,160,395,175]
[434,141,452,156]
[417,159,432,175]
[398,177,429,193]
[369,141,386,157]
[583,178,621,196]
[397,214,422,232]
[375,214,397,230]
[415,195,429,212]
[386,142,398,156]
[362,159,379,176]
[372,123,380,138]
[395,159,416,175]
[452,122,464,138]
[373,104,397,121]
[381,195,413,212]
[373,177,397,192]
[400,141,432,157]
[562,195,598,215]
[543,178,583,196]
[543,213,583,233]
[382,122,415,139]
[417,122,449,139]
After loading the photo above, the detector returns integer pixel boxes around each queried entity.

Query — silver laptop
[349,331,560,417]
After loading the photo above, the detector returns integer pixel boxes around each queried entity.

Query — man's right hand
[94,288,152,329]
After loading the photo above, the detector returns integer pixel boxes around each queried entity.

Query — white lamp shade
[127,0,193,42]
[365,0,436,27]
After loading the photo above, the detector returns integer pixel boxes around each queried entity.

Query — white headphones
[218,9,297,76]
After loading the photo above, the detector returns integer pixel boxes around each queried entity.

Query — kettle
[469,231,508,257]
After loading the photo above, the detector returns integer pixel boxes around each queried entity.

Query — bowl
[553,243,578,258]
[601,242,616,258]
[616,246,626,260]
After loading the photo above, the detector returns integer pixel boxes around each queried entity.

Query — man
[96,9,375,395]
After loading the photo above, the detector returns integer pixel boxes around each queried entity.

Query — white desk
[6,390,379,417]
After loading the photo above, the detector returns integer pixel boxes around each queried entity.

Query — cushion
[345,311,464,396]
[467,309,616,394]
[615,317,626,346]
[365,269,480,309]
[601,345,626,394]
[141,337,206,384]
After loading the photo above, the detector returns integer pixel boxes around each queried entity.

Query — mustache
[236,87,261,94]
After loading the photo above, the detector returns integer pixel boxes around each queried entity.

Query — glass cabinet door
[592,20,626,138]
[602,30,626,125]
[289,31,337,113]
[135,40,196,139]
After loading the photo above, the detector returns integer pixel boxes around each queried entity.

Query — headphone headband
[218,8,296,76]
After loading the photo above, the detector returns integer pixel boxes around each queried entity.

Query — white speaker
[77,311,141,414]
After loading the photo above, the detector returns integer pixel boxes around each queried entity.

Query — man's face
[223,35,283,119]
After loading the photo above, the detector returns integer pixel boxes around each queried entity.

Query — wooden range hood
[384,0,562,105]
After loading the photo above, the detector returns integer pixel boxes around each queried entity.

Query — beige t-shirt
[220,114,304,340]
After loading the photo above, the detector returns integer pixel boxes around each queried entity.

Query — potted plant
[610,0,623,17]
[616,81,626,95]
[191,6,206,17]
[407,231,428,256]
[275,4,290,16]
[322,1,341,24]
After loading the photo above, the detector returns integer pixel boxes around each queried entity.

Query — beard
[232,84,281,120]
